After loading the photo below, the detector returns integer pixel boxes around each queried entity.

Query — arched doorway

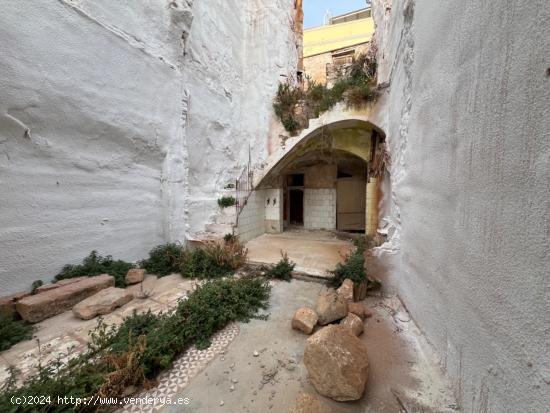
[253,119,385,236]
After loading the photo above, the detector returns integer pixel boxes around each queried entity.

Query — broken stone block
[315,289,348,325]
[348,302,373,319]
[125,268,145,285]
[288,392,332,413]
[339,313,364,336]
[16,275,115,323]
[292,307,318,334]
[36,277,88,294]
[336,278,354,303]
[73,287,133,320]
[0,291,30,319]
[304,325,369,401]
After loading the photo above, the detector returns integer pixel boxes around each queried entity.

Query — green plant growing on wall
[217,196,236,208]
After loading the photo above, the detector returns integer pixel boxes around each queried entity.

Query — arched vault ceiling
[259,121,377,188]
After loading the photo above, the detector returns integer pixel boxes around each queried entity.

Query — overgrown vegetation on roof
[273,53,378,134]
[0,276,271,411]
[328,234,385,289]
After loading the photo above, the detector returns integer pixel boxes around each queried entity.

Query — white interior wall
[372,1,550,411]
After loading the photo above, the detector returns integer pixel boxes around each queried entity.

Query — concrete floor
[246,229,354,278]
[166,280,458,413]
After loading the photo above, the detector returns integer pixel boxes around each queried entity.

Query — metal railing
[234,148,254,227]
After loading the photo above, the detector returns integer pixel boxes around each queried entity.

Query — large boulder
[339,313,364,336]
[16,275,114,322]
[315,290,348,325]
[348,302,373,319]
[125,269,145,285]
[304,325,369,401]
[292,307,318,334]
[336,279,354,303]
[288,392,332,413]
[73,287,133,320]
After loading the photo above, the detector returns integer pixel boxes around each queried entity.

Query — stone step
[16,274,115,323]
[72,287,133,320]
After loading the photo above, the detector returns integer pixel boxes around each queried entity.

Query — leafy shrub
[223,233,236,243]
[0,315,34,352]
[180,239,247,279]
[0,277,271,410]
[30,280,43,295]
[265,251,295,282]
[54,251,134,288]
[141,243,183,276]
[328,250,367,288]
[273,53,377,134]
[217,196,236,208]
[141,239,247,279]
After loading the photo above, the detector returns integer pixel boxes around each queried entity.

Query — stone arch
[236,110,387,240]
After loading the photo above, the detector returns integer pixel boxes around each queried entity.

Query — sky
[303,0,369,28]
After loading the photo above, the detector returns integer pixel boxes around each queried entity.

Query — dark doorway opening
[289,189,304,225]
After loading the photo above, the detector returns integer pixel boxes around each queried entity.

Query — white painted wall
[372,0,550,411]
[0,0,297,294]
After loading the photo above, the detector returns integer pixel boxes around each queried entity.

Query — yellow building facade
[303,9,374,85]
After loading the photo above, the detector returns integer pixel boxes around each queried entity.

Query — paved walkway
[246,229,354,278]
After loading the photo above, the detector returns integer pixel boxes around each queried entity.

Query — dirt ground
[165,279,458,413]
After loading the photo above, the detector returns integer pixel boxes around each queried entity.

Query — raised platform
[245,229,354,278]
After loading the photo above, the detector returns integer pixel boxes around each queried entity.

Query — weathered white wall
[372,0,550,411]
[0,0,297,294]
[185,0,298,233]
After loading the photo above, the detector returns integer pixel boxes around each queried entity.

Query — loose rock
[73,287,133,320]
[291,307,318,334]
[339,313,364,336]
[288,392,332,413]
[348,302,373,319]
[125,268,145,285]
[304,325,369,401]
[315,289,348,325]
[336,279,354,303]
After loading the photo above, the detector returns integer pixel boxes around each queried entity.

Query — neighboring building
[303,7,375,86]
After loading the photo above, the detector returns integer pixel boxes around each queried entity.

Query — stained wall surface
[372,0,550,411]
[0,0,297,294]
